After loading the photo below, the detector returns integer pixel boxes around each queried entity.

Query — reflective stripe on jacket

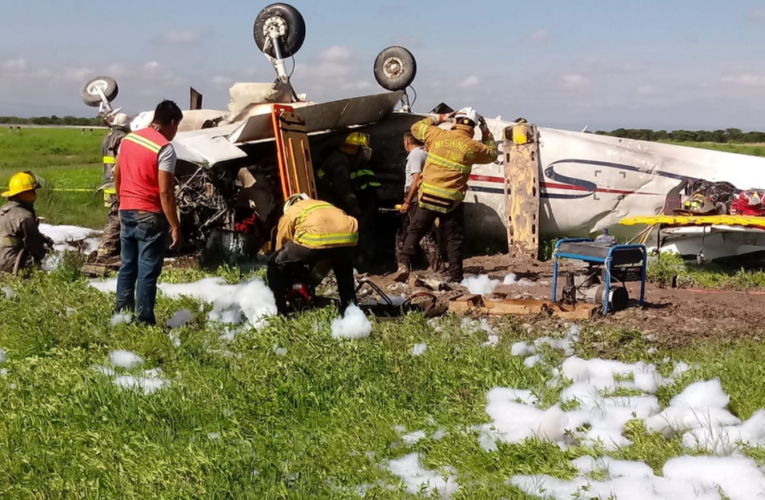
[118,128,169,213]
[411,117,498,213]
[350,169,381,190]
[276,199,359,250]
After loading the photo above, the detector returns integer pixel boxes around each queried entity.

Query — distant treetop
[0,115,102,126]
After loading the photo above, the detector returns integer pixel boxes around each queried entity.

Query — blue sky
[1,0,764,130]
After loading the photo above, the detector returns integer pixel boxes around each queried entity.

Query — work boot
[390,264,410,283]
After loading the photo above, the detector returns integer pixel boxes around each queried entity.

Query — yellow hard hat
[2,172,39,198]
[344,132,370,149]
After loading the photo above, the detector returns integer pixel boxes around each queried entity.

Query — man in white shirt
[396,131,442,272]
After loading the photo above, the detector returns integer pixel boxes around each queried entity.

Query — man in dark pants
[316,132,379,270]
[395,108,498,283]
[397,131,441,271]
[114,101,184,325]
[96,113,131,262]
[268,194,358,315]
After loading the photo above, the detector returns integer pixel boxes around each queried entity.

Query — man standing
[395,108,497,284]
[267,194,358,315]
[316,132,380,270]
[96,113,131,262]
[397,131,441,272]
[0,172,53,274]
[114,100,184,325]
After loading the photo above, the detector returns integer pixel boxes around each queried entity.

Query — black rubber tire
[374,46,417,91]
[81,76,119,108]
[253,3,306,58]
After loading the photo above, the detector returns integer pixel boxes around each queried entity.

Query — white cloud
[211,75,231,86]
[560,74,590,89]
[153,29,203,45]
[459,76,480,88]
[2,58,28,72]
[526,29,550,46]
[319,45,353,63]
[61,66,96,83]
[721,74,765,87]
[750,9,765,21]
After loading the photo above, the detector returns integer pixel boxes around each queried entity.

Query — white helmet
[284,193,309,214]
[455,107,480,127]
[111,113,131,129]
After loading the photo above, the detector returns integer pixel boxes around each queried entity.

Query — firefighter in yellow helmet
[267,194,359,315]
[395,107,498,283]
[0,172,54,274]
[316,132,380,271]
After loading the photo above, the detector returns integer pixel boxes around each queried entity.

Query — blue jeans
[115,210,168,325]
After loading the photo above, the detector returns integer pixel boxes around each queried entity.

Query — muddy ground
[363,254,765,348]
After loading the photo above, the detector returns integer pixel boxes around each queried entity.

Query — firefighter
[316,132,380,270]
[394,108,498,283]
[96,113,131,262]
[267,194,358,315]
[0,172,53,274]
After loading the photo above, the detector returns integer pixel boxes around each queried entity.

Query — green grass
[2,263,765,498]
[648,252,765,290]
[661,141,765,157]
[0,129,107,228]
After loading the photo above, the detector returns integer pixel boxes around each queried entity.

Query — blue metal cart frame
[551,238,648,315]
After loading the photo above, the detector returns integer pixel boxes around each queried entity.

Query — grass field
[662,141,765,157]
[3,129,765,498]
[1,262,765,499]
[0,129,107,227]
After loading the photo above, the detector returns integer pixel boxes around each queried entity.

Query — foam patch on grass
[387,453,459,499]
[644,379,741,439]
[39,224,100,244]
[331,305,371,340]
[109,350,143,369]
[91,277,277,328]
[511,455,765,500]
[113,368,169,395]
[167,309,193,329]
[412,343,428,356]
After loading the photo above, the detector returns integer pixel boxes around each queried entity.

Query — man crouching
[0,171,53,274]
[268,194,358,315]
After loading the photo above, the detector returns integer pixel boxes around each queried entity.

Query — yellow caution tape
[620,215,765,227]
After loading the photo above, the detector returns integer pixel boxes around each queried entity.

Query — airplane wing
[172,91,406,167]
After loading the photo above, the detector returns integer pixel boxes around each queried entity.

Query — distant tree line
[0,115,102,126]
[593,128,765,144]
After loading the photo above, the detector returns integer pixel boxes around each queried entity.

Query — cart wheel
[81,76,119,107]
[253,3,306,58]
[374,46,417,91]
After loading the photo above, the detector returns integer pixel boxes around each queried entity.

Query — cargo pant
[399,204,465,283]
[97,195,121,259]
[395,201,442,272]
[268,241,357,315]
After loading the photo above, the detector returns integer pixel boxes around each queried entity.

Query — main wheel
[374,46,417,91]
[253,3,306,58]
[81,76,119,107]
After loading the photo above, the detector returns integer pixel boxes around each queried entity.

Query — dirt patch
[364,254,765,348]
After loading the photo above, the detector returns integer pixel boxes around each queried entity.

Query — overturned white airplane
[81,2,765,263]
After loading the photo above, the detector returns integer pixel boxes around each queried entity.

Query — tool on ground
[552,238,647,315]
